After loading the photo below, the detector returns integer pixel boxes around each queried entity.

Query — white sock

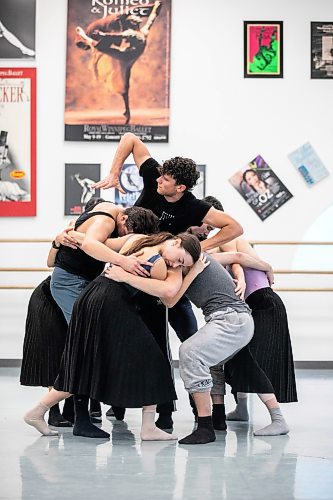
[24,403,58,436]
[254,407,289,436]
[140,410,177,441]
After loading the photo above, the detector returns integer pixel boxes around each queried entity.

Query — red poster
[0,67,36,216]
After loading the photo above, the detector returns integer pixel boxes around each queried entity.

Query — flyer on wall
[115,164,206,207]
[65,0,171,143]
[0,0,36,59]
[64,163,101,215]
[229,155,292,221]
[244,21,283,78]
[311,22,333,79]
[288,142,329,186]
[0,67,36,216]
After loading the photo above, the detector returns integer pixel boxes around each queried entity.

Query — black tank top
[54,210,117,281]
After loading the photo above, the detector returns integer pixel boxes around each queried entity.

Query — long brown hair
[124,232,201,264]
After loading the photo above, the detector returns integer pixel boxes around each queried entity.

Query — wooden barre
[251,241,333,246]
[0,239,52,243]
[0,268,52,272]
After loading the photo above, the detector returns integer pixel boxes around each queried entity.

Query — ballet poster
[311,22,333,79]
[288,142,329,186]
[0,0,36,59]
[244,21,283,78]
[65,0,171,143]
[65,163,101,215]
[229,155,292,221]
[115,163,206,207]
[0,67,36,216]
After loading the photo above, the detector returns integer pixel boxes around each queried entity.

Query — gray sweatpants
[179,307,254,394]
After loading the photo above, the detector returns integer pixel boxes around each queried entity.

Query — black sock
[189,394,198,419]
[179,416,215,445]
[48,403,73,427]
[212,404,227,431]
[155,411,173,430]
[62,396,75,424]
[112,406,126,421]
[89,398,101,416]
[73,395,110,439]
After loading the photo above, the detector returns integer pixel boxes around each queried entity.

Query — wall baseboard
[1,359,333,369]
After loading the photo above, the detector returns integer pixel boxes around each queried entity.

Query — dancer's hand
[233,278,246,301]
[92,172,125,192]
[190,253,210,277]
[104,264,128,282]
[55,224,80,249]
[120,253,153,277]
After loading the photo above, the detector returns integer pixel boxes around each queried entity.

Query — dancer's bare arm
[141,1,161,37]
[81,217,152,276]
[105,264,182,299]
[93,133,150,190]
[161,255,210,308]
[47,224,79,267]
[200,208,243,252]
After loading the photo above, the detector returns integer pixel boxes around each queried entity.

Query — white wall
[0,0,333,360]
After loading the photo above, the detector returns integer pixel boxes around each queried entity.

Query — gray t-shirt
[185,254,251,317]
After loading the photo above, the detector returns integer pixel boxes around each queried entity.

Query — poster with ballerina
[64,0,171,143]
[0,67,36,216]
[0,0,35,59]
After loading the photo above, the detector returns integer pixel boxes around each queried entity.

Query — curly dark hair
[124,206,159,235]
[160,157,200,191]
[203,196,224,212]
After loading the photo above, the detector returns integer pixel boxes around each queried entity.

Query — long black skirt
[54,276,177,408]
[224,287,298,403]
[20,277,68,387]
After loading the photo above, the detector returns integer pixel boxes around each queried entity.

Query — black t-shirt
[135,157,211,235]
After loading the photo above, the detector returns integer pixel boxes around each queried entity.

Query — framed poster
[0,67,36,216]
[311,22,333,78]
[229,155,292,221]
[65,163,101,215]
[65,0,171,143]
[244,21,283,78]
[192,164,206,200]
[288,142,329,186]
[115,163,206,207]
[0,0,35,59]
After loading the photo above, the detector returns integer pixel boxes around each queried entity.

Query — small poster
[229,155,293,221]
[191,164,206,200]
[65,163,101,215]
[0,0,36,59]
[244,21,283,78]
[311,22,333,79]
[65,0,171,143]
[288,142,329,186]
[114,163,144,207]
[0,67,36,216]
[115,163,206,207]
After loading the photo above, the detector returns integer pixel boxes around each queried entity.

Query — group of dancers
[21,132,297,445]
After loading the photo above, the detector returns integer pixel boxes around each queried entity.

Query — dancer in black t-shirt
[94,132,244,429]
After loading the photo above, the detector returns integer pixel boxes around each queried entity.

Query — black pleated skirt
[54,276,177,407]
[224,287,298,403]
[20,277,68,387]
